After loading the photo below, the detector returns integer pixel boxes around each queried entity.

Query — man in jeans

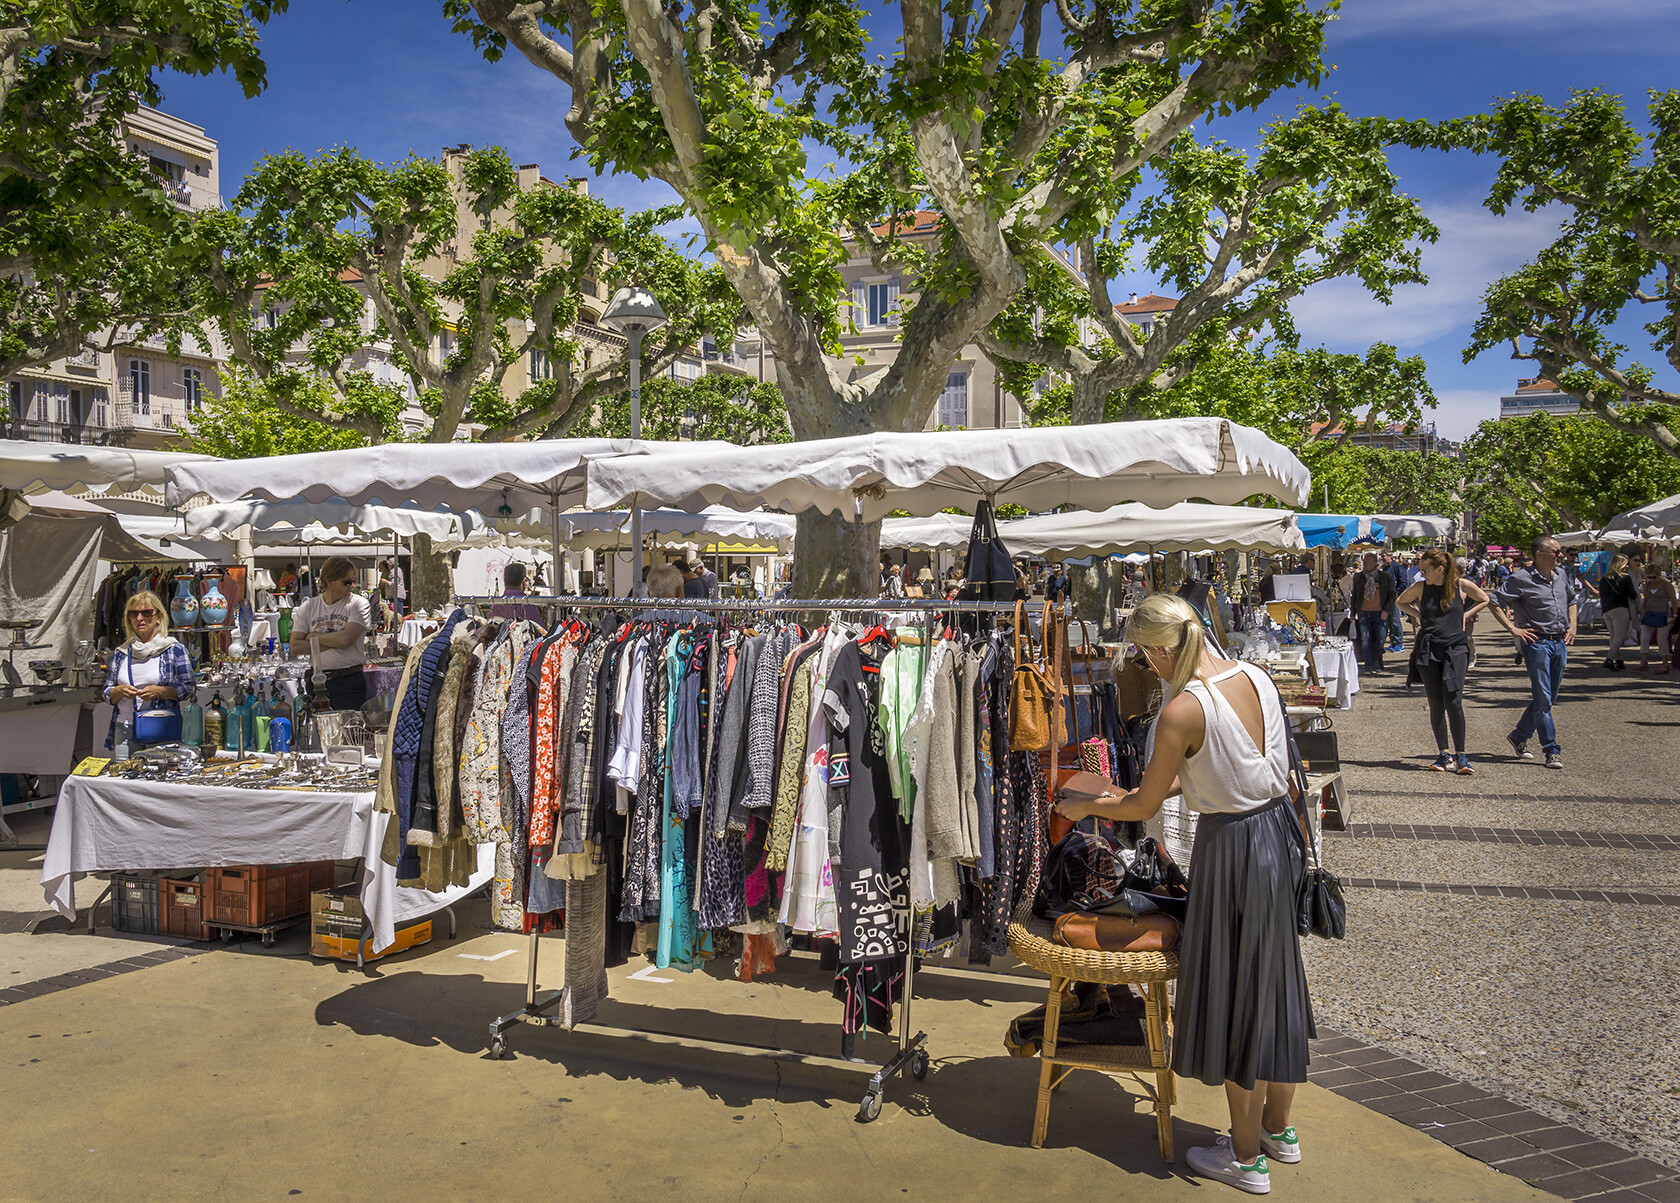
[1495,534,1579,770]
[1350,552,1396,674]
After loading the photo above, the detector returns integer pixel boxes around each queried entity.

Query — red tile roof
[1515,377,1560,393]
[1115,293,1178,316]
[866,210,943,237]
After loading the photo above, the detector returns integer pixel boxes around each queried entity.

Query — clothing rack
[456,592,1045,1122]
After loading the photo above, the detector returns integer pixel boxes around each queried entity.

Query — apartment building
[1499,376,1581,420]
[3,106,225,450]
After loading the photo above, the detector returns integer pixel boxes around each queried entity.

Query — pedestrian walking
[1398,548,1492,774]
[1494,535,1578,770]
[1350,552,1397,674]
[1052,593,1314,1196]
[1599,553,1637,671]
[1633,563,1677,672]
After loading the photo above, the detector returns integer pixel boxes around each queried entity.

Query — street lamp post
[602,286,667,593]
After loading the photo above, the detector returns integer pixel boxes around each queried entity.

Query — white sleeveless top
[1174,661,1290,815]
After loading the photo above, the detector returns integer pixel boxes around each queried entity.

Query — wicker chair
[1007,903,1179,1161]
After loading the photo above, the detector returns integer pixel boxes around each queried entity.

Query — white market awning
[182,497,469,543]
[879,513,976,552]
[164,439,730,514]
[1370,513,1457,541]
[999,501,1308,559]
[1600,493,1680,542]
[0,439,219,496]
[583,418,1311,521]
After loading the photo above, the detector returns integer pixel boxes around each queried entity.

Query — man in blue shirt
[1495,535,1578,770]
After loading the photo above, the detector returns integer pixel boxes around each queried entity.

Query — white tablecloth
[1312,643,1360,708]
[397,618,439,649]
[40,775,493,953]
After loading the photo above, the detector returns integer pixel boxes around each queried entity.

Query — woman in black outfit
[1598,553,1637,671]
[1398,548,1492,774]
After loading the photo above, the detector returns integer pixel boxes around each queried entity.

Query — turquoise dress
[657,633,698,970]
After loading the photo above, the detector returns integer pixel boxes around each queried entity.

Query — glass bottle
[204,691,226,751]
[277,607,293,649]
[180,694,205,747]
[228,690,253,754]
[269,683,293,725]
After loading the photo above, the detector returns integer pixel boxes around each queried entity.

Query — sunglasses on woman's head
[128,608,158,618]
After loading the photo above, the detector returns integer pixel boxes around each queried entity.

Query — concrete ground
[1,628,1672,1200]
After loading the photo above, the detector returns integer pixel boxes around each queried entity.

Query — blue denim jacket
[102,641,196,750]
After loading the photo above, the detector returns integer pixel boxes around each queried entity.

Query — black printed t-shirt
[824,637,907,963]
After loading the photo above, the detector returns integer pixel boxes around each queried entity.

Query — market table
[397,616,440,648]
[39,774,493,954]
[1311,641,1360,709]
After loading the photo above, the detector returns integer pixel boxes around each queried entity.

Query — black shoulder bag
[1276,681,1346,940]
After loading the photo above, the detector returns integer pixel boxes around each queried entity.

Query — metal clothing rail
[466,591,1051,1121]
[452,594,1056,614]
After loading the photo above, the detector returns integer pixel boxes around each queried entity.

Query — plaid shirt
[102,641,196,750]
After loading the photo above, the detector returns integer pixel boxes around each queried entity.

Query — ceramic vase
[199,574,228,627]
[169,574,199,628]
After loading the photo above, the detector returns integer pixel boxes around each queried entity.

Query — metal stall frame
[450,594,1055,1121]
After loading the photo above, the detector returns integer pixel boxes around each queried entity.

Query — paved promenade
[0,627,1674,1199]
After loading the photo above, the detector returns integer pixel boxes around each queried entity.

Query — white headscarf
[128,631,178,660]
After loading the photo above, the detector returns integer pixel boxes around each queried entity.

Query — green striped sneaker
[1188,1136,1270,1194]
[1261,1126,1301,1163]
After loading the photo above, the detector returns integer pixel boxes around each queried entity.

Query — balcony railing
[116,378,211,430]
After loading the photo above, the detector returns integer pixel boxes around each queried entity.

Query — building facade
[1499,376,1580,420]
[3,106,226,450]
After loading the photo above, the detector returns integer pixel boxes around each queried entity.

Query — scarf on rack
[128,632,178,660]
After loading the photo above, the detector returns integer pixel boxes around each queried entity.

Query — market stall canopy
[16,490,202,562]
[583,418,1312,521]
[1554,529,1603,548]
[557,506,797,551]
[879,513,976,553]
[1600,493,1680,541]
[0,439,219,496]
[999,501,1307,559]
[1295,514,1385,549]
[163,439,729,513]
[1370,513,1456,541]
[182,497,469,543]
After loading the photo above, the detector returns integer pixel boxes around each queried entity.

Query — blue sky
[157,0,1680,439]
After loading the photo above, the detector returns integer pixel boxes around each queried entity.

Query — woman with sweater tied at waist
[1053,592,1314,1196]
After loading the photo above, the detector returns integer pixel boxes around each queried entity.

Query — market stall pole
[454,592,1052,1122]
[602,286,667,592]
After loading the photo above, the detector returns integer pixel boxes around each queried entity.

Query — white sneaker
[1188,1135,1270,1194]
[1261,1126,1301,1163]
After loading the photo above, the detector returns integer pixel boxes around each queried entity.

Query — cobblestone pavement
[1303,627,1680,1196]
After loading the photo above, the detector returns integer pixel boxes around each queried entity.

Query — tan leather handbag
[1009,599,1056,751]
[1052,911,1181,953]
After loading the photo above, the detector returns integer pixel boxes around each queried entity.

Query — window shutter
[887,277,901,326]
[852,283,866,324]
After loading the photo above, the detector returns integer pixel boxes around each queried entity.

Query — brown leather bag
[1009,599,1056,751]
[1052,911,1181,953]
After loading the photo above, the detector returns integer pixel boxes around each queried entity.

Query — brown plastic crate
[160,876,213,941]
[206,862,335,927]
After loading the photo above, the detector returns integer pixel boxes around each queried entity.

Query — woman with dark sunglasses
[288,555,372,711]
[100,590,195,750]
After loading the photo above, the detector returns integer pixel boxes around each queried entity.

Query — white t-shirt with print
[293,593,371,671]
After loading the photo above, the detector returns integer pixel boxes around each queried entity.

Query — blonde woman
[1054,593,1313,1195]
[101,589,195,750]
[1598,554,1636,671]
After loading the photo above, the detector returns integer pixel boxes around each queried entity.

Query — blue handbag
[128,655,182,745]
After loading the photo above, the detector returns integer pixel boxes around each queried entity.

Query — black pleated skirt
[1171,797,1317,1090]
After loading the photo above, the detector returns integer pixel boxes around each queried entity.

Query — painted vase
[169,574,199,628]
[199,574,229,627]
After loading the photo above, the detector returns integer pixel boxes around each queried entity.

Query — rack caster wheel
[910,1049,930,1080]
[488,1035,507,1060]
[219,930,234,942]
[857,1090,882,1123]
[261,932,274,947]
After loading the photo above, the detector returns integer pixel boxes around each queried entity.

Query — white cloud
[1288,202,1562,351]
[1332,0,1678,39]
[1430,388,1502,440]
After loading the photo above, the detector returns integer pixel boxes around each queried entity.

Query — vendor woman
[288,555,371,711]
[102,590,196,750]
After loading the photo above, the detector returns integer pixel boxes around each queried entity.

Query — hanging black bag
[1277,684,1347,939]
[958,497,1021,604]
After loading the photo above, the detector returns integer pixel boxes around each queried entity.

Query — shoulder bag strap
[1267,672,1321,870]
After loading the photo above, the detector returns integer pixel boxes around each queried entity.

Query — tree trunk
[409,533,452,614]
[791,509,881,601]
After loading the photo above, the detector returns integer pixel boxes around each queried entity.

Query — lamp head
[602,286,667,335]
